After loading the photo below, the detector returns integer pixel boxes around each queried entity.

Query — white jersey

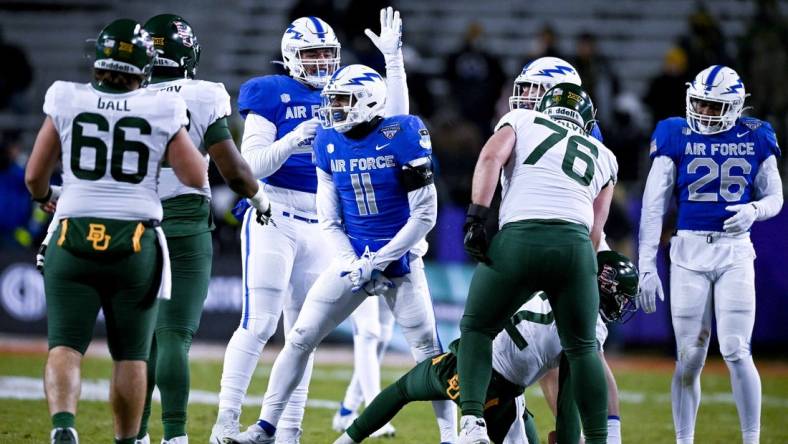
[494,109,618,230]
[147,78,232,201]
[44,81,188,221]
[491,294,607,388]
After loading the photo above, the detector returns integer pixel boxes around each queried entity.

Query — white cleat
[274,428,301,444]
[210,410,241,444]
[457,416,490,444]
[369,422,396,439]
[161,436,188,444]
[332,408,358,432]
[135,434,150,444]
[222,423,275,444]
[51,428,79,444]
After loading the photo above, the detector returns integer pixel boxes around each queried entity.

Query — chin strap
[344,116,384,140]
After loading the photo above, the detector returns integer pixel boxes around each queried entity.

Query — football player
[223,64,455,444]
[130,14,273,444]
[509,56,624,444]
[459,83,618,444]
[211,9,413,444]
[638,65,783,444]
[332,251,637,444]
[25,19,207,444]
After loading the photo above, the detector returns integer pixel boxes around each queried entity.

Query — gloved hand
[248,183,274,226]
[284,118,319,151]
[340,253,393,294]
[364,6,403,57]
[636,271,664,314]
[723,203,758,234]
[463,204,490,264]
[35,243,47,275]
[362,273,395,295]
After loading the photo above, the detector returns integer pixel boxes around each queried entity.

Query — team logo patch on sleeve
[380,123,400,139]
[743,120,762,131]
[418,128,432,149]
[280,93,291,103]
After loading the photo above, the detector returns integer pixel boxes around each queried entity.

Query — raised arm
[366,6,409,116]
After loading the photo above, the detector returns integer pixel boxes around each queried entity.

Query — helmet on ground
[597,250,638,323]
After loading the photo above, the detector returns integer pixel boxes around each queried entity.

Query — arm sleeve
[371,182,438,270]
[637,155,676,272]
[383,50,409,116]
[316,168,358,263]
[753,155,784,220]
[240,112,294,179]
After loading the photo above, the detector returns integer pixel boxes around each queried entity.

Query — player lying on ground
[26,19,207,444]
[223,64,455,444]
[637,65,783,444]
[333,251,637,444]
[211,9,413,444]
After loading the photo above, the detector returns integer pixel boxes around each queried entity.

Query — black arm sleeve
[401,159,434,192]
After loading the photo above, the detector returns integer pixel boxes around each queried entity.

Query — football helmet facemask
[281,16,341,88]
[686,65,746,135]
[509,57,582,111]
[318,64,387,133]
[597,250,638,323]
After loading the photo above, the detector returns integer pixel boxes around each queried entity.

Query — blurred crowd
[2,0,786,264]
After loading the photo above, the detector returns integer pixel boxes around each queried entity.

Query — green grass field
[0,351,787,443]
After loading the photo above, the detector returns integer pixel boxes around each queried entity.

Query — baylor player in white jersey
[25,19,208,444]
[458,83,617,444]
[132,14,272,444]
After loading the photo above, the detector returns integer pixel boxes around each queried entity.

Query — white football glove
[247,183,274,226]
[636,271,664,314]
[364,6,403,57]
[723,203,758,234]
[340,253,395,294]
[284,118,319,151]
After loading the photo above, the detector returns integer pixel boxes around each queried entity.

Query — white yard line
[2,376,787,408]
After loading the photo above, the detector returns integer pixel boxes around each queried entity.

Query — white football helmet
[319,64,387,133]
[509,57,582,110]
[686,65,746,134]
[281,16,341,88]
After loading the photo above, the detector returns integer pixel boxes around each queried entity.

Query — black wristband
[466,204,490,222]
[32,187,52,204]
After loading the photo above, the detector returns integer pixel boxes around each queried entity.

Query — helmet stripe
[705,65,724,92]
[308,16,327,41]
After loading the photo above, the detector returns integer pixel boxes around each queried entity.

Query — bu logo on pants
[87,224,111,251]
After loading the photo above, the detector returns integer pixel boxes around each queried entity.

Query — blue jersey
[650,116,780,231]
[591,123,603,142]
[237,74,321,193]
[314,115,433,276]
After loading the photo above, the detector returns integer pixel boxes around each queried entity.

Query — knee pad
[719,334,750,362]
[242,311,281,343]
[286,324,320,353]
[677,343,708,382]
[155,327,192,351]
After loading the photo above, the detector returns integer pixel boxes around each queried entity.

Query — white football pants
[259,257,458,442]
[669,233,761,444]
[217,207,329,432]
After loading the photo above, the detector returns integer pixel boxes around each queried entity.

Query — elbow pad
[401,158,434,192]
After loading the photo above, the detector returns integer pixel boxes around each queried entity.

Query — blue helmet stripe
[308,16,327,41]
[705,65,724,92]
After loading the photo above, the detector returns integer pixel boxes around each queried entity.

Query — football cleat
[210,410,241,444]
[222,423,275,444]
[51,427,79,444]
[369,422,396,439]
[331,406,358,432]
[161,435,188,444]
[457,416,490,444]
[135,433,150,444]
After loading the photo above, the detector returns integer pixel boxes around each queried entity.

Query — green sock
[52,411,75,429]
[138,337,157,440]
[115,438,136,444]
[456,329,493,417]
[156,328,192,440]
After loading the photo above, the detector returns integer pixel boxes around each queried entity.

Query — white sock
[259,341,313,427]
[353,332,382,406]
[218,327,267,411]
[332,432,357,444]
[726,356,761,444]
[607,416,621,444]
[672,358,703,443]
[278,352,315,431]
[433,400,458,442]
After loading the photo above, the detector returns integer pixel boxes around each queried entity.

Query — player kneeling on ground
[333,251,637,444]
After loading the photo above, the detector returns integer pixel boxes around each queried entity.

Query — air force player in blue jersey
[225,65,456,444]
[211,12,411,444]
[638,65,783,444]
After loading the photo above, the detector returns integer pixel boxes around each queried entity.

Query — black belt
[281,211,319,224]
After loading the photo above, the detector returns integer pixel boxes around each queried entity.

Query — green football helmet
[143,14,200,78]
[597,250,638,323]
[93,18,156,79]
[537,82,597,135]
